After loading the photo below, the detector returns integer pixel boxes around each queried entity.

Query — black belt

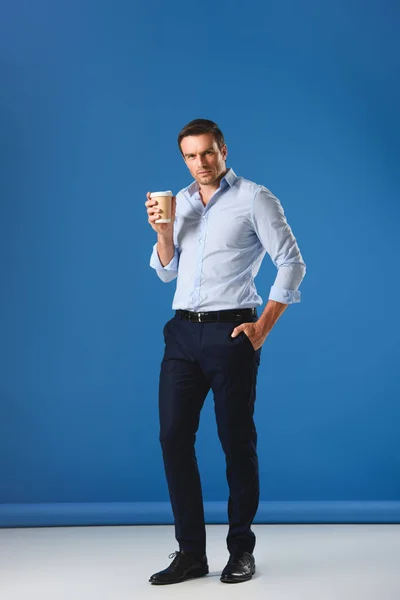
[176,308,257,323]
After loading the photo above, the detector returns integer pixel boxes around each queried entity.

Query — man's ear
[222,144,228,161]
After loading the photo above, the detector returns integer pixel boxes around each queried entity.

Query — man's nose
[196,157,207,168]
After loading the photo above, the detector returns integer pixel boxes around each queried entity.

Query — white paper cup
[150,191,173,223]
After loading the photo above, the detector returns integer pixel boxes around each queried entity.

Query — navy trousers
[158,311,262,556]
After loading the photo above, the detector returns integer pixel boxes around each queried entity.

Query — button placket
[192,213,208,311]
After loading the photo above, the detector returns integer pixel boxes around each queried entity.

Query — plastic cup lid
[150,190,173,197]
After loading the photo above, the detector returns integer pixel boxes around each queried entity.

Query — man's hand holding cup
[146,191,176,237]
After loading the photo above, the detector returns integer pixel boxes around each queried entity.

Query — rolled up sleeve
[149,242,179,283]
[252,187,306,304]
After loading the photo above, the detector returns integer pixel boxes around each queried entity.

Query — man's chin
[198,174,214,184]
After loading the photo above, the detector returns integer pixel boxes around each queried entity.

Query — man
[145,119,306,585]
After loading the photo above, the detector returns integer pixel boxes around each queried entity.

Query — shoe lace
[168,550,182,566]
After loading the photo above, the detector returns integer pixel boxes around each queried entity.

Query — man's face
[180,133,227,187]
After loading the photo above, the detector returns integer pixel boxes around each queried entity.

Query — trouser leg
[200,319,261,555]
[158,317,210,555]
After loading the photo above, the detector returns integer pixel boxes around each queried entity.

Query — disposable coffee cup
[150,190,173,223]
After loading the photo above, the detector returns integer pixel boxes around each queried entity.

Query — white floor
[0,524,399,600]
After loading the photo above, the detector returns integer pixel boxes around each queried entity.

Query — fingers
[231,325,244,338]
[148,204,163,221]
[231,323,252,338]
[148,209,161,221]
[146,193,176,227]
[145,193,161,220]
[145,193,158,209]
[146,193,176,208]
[148,213,163,224]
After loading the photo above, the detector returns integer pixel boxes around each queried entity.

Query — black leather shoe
[149,551,209,585]
[220,551,255,583]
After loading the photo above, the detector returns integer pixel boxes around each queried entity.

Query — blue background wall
[1,0,399,527]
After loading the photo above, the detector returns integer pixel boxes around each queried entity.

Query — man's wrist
[257,300,288,335]
[156,234,175,267]
[157,233,174,244]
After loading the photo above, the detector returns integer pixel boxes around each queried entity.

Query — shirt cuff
[150,242,179,271]
[268,285,301,304]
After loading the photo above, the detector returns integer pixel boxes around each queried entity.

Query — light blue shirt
[150,168,306,311]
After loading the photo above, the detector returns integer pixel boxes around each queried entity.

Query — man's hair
[178,119,225,154]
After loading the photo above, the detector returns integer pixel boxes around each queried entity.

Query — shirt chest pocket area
[207,213,257,251]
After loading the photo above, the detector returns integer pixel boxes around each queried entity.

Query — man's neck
[199,168,229,205]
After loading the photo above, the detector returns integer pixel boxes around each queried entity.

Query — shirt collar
[187,167,238,197]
